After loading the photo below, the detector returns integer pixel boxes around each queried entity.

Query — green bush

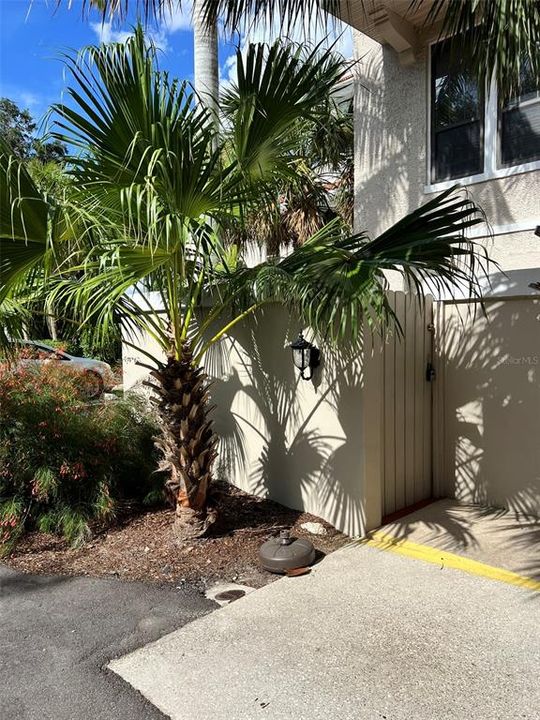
[0,361,161,554]
[77,324,122,365]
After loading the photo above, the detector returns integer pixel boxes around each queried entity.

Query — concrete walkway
[110,537,540,720]
[380,499,540,581]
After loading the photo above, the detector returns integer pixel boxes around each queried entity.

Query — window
[499,58,540,167]
[431,39,484,182]
[429,42,540,187]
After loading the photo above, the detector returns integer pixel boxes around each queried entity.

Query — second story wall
[353,31,540,297]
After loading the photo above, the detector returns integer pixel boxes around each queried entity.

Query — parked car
[13,341,115,399]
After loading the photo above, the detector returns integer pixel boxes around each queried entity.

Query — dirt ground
[5,483,348,589]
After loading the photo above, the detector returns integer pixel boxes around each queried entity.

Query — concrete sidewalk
[380,499,540,581]
[110,539,540,720]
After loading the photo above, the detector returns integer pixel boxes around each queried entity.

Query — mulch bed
[4,483,348,589]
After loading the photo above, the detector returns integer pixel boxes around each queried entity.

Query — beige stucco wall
[353,31,540,518]
[353,31,540,296]
[208,307,384,537]
[434,297,540,517]
[122,307,385,537]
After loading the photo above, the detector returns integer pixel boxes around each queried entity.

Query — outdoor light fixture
[289,331,320,381]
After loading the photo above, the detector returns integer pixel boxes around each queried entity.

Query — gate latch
[426,362,436,382]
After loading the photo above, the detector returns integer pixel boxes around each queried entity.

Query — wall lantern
[289,331,320,381]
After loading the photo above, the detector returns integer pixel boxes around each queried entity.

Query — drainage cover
[214,589,246,602]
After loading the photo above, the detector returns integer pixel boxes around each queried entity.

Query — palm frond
[76,0,178,23]
[200,0,344,32]
[0,144,49,301]
[414,0,540,100]
[221,40,350,178]
[218,187,492,345]
[0,297,32,351]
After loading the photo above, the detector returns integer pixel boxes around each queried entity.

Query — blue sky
[0,0,352,133]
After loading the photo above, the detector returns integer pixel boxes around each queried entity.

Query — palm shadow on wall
[436,291,539,574]
[442,293,539,511]
[384,289,539,562]
[204,305,368,536]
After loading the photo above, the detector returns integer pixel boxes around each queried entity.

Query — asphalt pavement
[0,565,216,720]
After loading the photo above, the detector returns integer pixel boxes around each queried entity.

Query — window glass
[431,40,484,182]
[499,58,540,167]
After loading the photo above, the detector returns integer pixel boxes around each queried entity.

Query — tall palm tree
[1,30,489,539]
[88,0,220,114]
[193,0,219,116]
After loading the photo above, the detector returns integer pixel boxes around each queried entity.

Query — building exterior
[339,1,540,289]
[125,2,540,536]
[339,0,540,520]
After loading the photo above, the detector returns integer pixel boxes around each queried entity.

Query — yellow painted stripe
[363,531,540,592]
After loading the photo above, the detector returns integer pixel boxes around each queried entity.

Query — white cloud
[89,2,194,53]
[0,85,53,122]
[90,21,173,52]
[18,91,42,110]
[89,21,132,46]
[161,3,193,33]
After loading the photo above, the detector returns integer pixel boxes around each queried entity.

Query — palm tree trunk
[193,0,219,119]
[46,313,58,341]
[150,342,218,541]
[148,4,220,540]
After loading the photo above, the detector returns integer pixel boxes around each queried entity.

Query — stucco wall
[353,31,540,296]
[122,307,385,537]
[208,307,384,537]
[434,297,540,517]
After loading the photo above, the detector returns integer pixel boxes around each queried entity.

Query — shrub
[77,324,122,365]
[0,361,161,554]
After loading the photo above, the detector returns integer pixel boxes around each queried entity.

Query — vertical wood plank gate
[382,292,434,520]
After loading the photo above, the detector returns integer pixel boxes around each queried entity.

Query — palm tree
[89,0,220,115]
[193,0,219,117]
[84,0,539,101]
[1,30,489,539]
[223,80,354,250]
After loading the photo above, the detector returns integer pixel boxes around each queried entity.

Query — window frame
[425,40,540,194]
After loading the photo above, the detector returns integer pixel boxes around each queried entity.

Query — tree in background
[225,93,354,252]
[0,98,67,163]
[0,99,36,159]
[0,97,120,356]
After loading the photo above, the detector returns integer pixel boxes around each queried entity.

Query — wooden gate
[382,292,434,520]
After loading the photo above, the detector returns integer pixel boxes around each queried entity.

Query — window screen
[499,59,540,167]
[431,40,484,182]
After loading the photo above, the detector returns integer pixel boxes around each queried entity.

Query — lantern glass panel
[293,347,305,370]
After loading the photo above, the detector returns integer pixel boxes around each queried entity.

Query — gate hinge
[426,362,436,382]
